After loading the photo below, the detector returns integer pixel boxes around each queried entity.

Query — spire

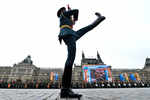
[97,51,104,64]
[82,51,85,59]
[97,51,100,59]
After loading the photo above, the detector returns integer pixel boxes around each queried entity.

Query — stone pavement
[0,88,150,100]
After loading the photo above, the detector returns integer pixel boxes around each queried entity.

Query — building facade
[111,57,150,82]
[0,66,11,82]
[9,55,40,82]
[73,52,150,84]
[0,55,63,84]
[0,54,150,86]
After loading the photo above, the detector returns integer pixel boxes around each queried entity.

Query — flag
[130,74,136,81]
[55,73,58,81]
[134,73,141,81]
[120,74,125,81]
[124,73,129,82]
[104,70,109,81]
[50,72,54,81]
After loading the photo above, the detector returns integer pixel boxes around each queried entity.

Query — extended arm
[63,9,79,21]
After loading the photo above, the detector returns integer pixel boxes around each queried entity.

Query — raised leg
[75,12,105,41]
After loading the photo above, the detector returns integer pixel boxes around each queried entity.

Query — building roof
[81,51,104,65]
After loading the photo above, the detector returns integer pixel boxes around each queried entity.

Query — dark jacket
[58,9,79,39]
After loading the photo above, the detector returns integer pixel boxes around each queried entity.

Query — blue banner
[88,69,92,83]
[55,73,58,81]
[130,74,136,81]
[119,74,125,81]
[104,70,108,81]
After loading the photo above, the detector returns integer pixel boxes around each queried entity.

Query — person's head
[57,7,66,17]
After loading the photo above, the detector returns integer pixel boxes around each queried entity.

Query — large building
[0,55,63,83]
[111,57,150,82]
[73,51,150,84]
[0,54,150,85]
[0,66,11,82]
[9,55,40,82]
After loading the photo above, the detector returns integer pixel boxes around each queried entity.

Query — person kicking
[57,5,105,98]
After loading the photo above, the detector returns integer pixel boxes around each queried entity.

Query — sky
[0,0,150,69]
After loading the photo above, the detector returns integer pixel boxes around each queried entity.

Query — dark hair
[57,7,66,17]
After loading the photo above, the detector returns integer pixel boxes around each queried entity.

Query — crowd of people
[0,80,150,89]
[82,80,150,88]
[0,80,59,89]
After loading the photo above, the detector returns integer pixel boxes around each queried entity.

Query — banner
[55,73,58,81]
[124,73,129,82]
[129,74,136,81]
[50,72,54,81]
[134,73,141,81]
[119,74,125,81]
[104,70,108,81]
[82,65,112,83]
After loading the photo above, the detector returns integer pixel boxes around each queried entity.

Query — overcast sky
[0,0,150,69]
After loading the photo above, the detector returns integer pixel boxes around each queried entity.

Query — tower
[81,51,104,65]
[143,57,150,71]
[82,51,85,59]
[97,51,104,64]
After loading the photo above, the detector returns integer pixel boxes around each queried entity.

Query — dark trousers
[62,17,103,89]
